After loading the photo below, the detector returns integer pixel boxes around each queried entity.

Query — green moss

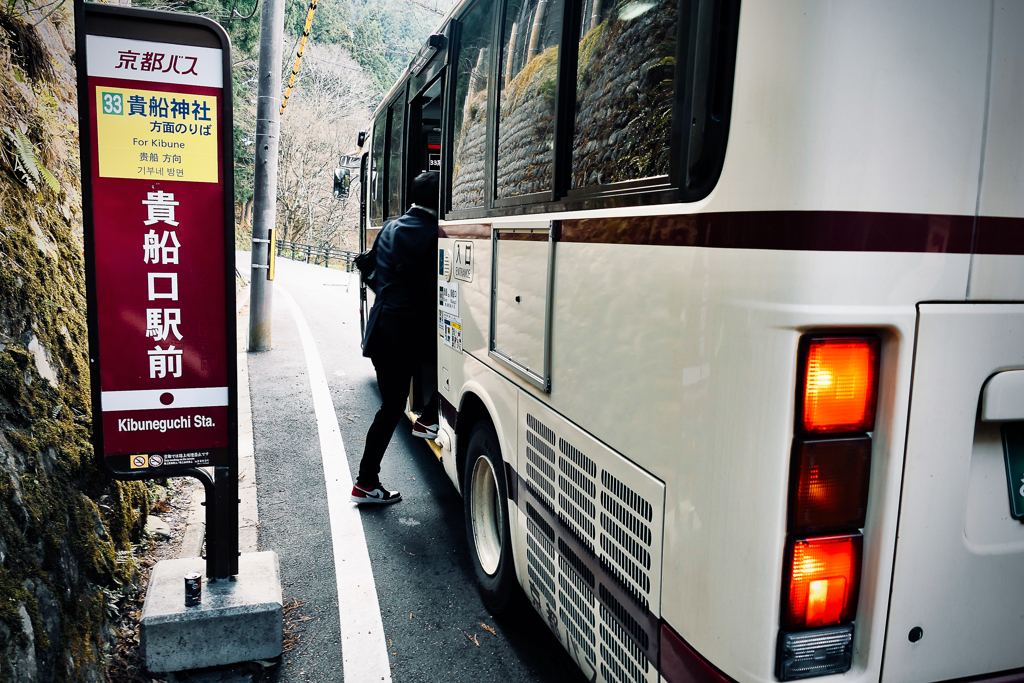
[0,5,153,678]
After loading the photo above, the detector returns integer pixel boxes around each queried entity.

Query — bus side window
[387,89,407,219]
[496,0,564,199]
[571,0,678,188]
[370,110,387,226]
[450,0,495,211]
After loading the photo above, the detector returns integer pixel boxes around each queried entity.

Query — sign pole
[76,1,239,579]
[247,0,286,352]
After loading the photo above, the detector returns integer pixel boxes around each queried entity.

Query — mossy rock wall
[496,46,557,198]
[572,0,677,187]
[450,88,488,210]
[0,4,150,681]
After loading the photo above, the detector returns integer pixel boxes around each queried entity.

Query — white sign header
[87,35,223,88]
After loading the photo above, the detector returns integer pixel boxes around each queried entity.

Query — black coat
[361,206,439,361]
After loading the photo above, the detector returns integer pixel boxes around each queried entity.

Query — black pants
[357,325,438,488]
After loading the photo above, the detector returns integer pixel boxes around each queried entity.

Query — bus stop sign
[78,3,237,481]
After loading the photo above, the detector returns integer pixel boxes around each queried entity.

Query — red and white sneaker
[350,483,402,505]
[411,419,439,439]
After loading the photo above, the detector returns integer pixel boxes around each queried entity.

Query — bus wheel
[464,421,515,614]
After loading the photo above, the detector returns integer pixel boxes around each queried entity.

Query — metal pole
[248,0,286,351]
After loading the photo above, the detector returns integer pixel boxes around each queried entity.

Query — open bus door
[359,149,369,340]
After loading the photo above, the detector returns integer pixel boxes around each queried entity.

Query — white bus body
[359,2,1024,682]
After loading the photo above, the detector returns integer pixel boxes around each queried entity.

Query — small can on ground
[184,571,202,607]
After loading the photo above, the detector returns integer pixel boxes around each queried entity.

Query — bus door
[406,71,446,414]
[359,150,369,339]
[883,303,1024,683]
[407,74,445,190]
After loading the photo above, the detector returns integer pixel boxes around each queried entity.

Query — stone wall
[0,4,150,681]
[450,87,488,210]
[450,0,676,206]
[572,0,677,187]
[495,46,557,198]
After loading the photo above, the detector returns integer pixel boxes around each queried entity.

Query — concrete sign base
[140,552,283,672]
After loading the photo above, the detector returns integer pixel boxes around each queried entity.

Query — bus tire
[463,420,516,614]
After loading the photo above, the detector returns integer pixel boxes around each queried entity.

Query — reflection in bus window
[496,0,563,199]
[572,0,677,188]
[450,0,494,211]
[370,110,386,225]
[387,91,406,218]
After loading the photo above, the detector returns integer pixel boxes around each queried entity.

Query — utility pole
[248,0,286,351]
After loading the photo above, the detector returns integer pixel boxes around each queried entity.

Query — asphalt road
[237,252,587,683]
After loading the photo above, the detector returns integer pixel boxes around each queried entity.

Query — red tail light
[789,437,871,534]
[798,336,880,434]
[782,534,862,630]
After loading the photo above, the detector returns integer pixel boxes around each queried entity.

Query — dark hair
[409,171,439,212]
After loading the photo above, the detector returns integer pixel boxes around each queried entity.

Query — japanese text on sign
[96,86,218,183]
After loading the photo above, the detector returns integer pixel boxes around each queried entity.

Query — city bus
[357,1,1024,682]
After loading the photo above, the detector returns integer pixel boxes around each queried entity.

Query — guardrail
[276,240,359,271]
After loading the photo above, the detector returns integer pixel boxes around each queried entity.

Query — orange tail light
[798,336,880,434]
[782,534,862,630]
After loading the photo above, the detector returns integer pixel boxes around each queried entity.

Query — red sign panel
[82,24,235,475]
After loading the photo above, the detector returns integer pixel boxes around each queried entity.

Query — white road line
[278,286,392,683]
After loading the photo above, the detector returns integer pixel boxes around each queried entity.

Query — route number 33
[101,92,123,115]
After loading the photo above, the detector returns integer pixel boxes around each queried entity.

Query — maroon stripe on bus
[560,211,979,253]
[975,216,1024,256]
[439,223,491,239]
[435,212,1024,253]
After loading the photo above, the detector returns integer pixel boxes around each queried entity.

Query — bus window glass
[387,90,406,218]
[370,111,386,226]
[450,0,494,211]
[496,0,563,198]
[572,0,678,188]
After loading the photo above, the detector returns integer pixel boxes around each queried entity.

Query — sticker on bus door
[439,280,458,315]
[441,312,462,353]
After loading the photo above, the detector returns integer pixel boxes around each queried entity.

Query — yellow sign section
[95,86,218,183]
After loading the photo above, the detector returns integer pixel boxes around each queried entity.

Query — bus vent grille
[559,573,596,627]
[560,475,596,518]
[559,556,596,607]
[600,535,651,594]
[525,480,556,516]
[526,462,556,501]
[527,430,557,463]
[559,456,596,498]
[600,513,651,570]
[558,537,596,587]
[559,591,595,642]
[599,584,650,650]
[600,554,650,612]
[558,511,596,555]
[601,471,653,522]
[528,536,557,577]
[527,446,556,481]
[561,608,597,664]
[527,413,556,445]
[559,437,597,478]
[600,491,652,546]
[559,494,596,539]
[600,644,641,683]
[528,548,557,594]
[600,605,649,674]
[528,518,556,558]
[526,501,555,541]
[528,563,555,606]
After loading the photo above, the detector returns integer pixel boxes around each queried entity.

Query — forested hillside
[133,0,451,250]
